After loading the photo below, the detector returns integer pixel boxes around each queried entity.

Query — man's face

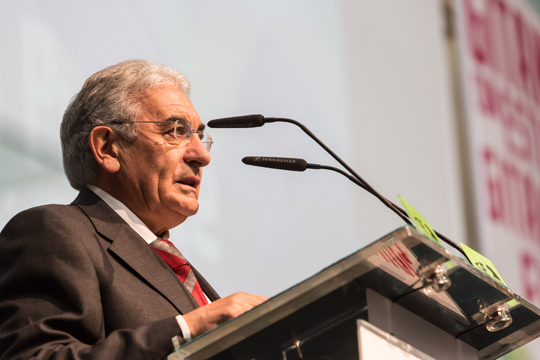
[117,85,211,233]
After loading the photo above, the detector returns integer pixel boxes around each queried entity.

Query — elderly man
[0,60,266,359]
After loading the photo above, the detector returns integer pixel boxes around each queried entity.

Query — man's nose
[184,135,211,167]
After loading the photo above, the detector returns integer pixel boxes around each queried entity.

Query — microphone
[211,114,466,259]
[242,156,469,259]
[208,115,363,186]
[242,157,308,172]
[207,114,273,128]
[211,115,411,225]
[243,156,370,190]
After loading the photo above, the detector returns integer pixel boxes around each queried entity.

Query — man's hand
[183,292,268,338]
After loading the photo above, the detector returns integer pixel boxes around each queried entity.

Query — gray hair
[60,59,191,190]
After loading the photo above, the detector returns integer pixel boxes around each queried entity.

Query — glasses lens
[174,120,193,140]
[173,120,212,152]
[202,132,212,152]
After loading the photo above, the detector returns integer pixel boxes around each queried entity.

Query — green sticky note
[460,242,507,286]
[443,260,455,270]
[507,299,518,308]
[397,195,442,245]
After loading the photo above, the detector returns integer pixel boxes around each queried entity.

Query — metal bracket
[418,264,452,293]
[281,339,303,360]
[482,304,513,332]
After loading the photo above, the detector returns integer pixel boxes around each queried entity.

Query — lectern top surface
[169,226,540,360]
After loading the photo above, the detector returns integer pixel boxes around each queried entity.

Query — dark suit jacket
[0,188,219,360]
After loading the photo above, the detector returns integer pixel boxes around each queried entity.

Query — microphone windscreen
[208,114,265,128]
[242,157,307,172]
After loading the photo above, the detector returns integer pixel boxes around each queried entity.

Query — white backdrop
[0,0,463,296]
[2,0,530,357]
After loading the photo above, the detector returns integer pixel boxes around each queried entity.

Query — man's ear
[89,126,121,173]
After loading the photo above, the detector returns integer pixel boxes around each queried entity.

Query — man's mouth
[178,177,199,189]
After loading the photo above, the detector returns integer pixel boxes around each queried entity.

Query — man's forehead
[140,86,202,127]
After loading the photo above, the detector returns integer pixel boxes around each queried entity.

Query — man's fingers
[183,292,268,338]
[219,293,268,318]
[226,292,269,306]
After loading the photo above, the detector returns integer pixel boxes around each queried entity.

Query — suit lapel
[108,229,200,313]
[72,188,199,314]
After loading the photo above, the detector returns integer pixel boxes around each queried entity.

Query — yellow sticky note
[397,195,442,245]
[460,242,506,286]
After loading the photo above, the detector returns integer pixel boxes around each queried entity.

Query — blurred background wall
[0,0,536,358]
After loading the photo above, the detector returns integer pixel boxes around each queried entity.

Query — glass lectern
[168,226,540,360]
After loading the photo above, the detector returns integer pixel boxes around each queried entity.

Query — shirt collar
[86,184,169,243]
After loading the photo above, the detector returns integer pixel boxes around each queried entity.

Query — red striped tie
[151,239,208,307]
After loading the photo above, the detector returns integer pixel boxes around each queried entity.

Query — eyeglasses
[112,119,213,152]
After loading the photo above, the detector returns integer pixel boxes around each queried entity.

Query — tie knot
[151,238,186,260]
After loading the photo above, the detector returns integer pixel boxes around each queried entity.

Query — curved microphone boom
[242,156,468,259]
[210,115,411,225]
[210,115,466,259]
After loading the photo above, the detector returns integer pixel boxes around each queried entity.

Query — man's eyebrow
[164,116,187,123]
[164,116,205,131]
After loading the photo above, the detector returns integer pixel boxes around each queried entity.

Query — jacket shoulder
[1,204,90,238]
